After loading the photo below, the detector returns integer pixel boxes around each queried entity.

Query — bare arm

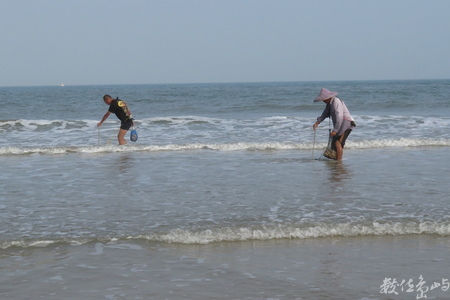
[97,111,111,127]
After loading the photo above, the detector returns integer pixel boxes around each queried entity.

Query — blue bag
[130,127,138,142]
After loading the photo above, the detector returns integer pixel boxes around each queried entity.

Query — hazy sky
[1,0,449,86]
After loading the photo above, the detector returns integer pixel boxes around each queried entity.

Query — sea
[1,80,449,300]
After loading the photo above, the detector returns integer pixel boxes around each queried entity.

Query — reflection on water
[117,153,133,174]
[325,160,351,184]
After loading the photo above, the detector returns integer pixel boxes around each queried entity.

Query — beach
[1,80,449,299]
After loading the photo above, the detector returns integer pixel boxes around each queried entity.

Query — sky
[1,0,449,87]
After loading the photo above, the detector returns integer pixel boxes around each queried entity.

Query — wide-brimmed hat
[313,88,338,102]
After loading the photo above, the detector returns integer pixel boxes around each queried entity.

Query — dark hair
[103,94,112,101]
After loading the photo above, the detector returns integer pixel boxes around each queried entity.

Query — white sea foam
[0,137,449,156]
[2,221,449,249]
[142,221,450,244]
[2,115,449,151]
[347,137,450,149]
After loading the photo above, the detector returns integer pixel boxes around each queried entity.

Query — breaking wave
[2,221,450,249]
[0,137,449,156]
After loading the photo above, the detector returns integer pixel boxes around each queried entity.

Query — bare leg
[118,129,128,145]
[334,139,343,160]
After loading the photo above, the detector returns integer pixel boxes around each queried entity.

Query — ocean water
[1,80,450,299]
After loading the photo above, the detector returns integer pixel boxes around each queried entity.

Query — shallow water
[1,80,450,299]
[2,235,449,300]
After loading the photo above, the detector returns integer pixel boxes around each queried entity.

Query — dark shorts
[120,119,133,130]
[331,129,352,150]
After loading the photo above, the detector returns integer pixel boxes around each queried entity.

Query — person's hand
[97,122,102,127]
[330,131,337,137]
[313,122,319,130]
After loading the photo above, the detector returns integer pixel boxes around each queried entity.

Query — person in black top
[97,94,134,145]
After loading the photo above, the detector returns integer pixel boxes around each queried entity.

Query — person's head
[314,88,337,103]
[103,94,113,105]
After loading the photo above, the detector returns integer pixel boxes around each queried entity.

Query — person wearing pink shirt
[313,88,356,160]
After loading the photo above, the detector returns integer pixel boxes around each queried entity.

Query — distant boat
[59,83,65,87]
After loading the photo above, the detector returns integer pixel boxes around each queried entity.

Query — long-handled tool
[312,128,316,159]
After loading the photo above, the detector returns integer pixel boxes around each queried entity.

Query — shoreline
[1,235,449,299]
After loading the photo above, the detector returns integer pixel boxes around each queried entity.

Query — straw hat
[314,88,338,102]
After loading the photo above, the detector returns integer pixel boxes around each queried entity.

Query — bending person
[97,94,134,145]
[313,88,355,160]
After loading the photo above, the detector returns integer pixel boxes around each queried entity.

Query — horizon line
[1,78,449,88]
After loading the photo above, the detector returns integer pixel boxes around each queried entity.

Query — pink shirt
[316,97,355,136]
